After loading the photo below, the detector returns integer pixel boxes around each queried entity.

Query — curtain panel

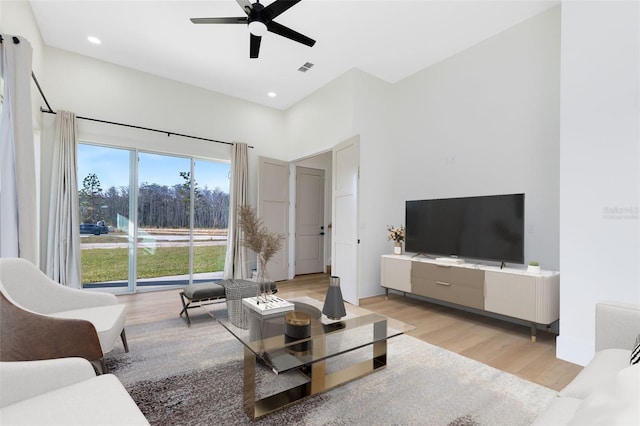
[223,142,249,279]
[0,35,38,265]
[45,111,81,287]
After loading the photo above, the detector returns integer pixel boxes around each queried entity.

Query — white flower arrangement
[386,225,405,243]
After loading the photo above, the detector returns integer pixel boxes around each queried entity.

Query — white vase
[394,243,402,255]
[528,265,541,273]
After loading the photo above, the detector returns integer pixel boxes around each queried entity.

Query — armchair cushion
[51,304,127,353]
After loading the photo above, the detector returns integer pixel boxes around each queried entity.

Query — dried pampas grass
[237,205,283,269]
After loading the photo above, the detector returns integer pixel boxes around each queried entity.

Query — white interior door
[258,156,289,281]
[332,136,359,305]
[295,166,325,275]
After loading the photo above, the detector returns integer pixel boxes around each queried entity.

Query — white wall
[389,6,561,271]
[284,70,357,160]
[41,47,286,160]
[558,1,640,366]
[352,71,394,298]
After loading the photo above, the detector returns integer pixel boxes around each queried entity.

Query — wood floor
[116,273,582,392]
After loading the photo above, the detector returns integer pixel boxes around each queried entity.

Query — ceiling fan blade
[190,17,247,24]
[236,0,253,14]
[250,34,262,58]
[266,21,315,47]
[263,0,302,20]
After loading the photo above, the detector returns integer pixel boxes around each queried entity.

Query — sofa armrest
[596,301,640,352]
[38,285,119,313]
[0,358,96,408]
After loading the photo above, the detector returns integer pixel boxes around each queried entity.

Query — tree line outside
[79,172,230,231]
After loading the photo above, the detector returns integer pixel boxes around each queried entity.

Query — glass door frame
[79,142,229,294]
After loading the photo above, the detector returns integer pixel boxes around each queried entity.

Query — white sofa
[0,257,128,373]
[533,301,640,425]
[0,358,148,425]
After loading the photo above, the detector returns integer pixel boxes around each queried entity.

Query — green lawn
[81,245,226,283]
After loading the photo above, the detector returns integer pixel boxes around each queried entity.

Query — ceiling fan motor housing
[247,2,267,36]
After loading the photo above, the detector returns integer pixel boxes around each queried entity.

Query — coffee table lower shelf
[244,338,388,420]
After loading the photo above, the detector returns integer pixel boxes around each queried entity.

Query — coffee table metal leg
[243,347,256,419]
[311,335,326,394]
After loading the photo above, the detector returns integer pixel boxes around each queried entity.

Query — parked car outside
[80,223,109,235]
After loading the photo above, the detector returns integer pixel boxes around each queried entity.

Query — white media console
[380,254,560,341]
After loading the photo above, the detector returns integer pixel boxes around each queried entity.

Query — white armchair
[0,358,149,425]
[0,257,128,373]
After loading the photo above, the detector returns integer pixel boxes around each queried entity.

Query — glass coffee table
[206,297,413,420]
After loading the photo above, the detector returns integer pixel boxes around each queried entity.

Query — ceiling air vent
[298,62,314,73]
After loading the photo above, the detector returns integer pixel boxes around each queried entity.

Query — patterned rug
[106,303,555,425]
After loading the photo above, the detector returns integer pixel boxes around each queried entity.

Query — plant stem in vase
[394,242,402,255]
[256,256,272,301]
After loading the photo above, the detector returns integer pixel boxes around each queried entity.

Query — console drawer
[411,262,484,309]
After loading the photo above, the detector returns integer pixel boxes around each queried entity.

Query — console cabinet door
[381,256,411,293]
[485,271,559,324]
[411,262,484,310]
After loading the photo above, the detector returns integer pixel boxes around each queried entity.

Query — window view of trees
[79,172,228,231]
[78,144,230,290]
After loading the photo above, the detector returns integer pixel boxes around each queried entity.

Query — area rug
[107,303,556,425]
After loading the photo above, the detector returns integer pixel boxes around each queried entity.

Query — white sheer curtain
[223,142,249,279]
[0,35,38,265]
[45,111,81,287]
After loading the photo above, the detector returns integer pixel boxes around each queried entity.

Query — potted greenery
[528,261,541,273]
[387,225,405,255]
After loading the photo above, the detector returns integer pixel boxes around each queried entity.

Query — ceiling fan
[190,0,316,59]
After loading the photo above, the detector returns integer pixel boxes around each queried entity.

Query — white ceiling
[29,0,558,110]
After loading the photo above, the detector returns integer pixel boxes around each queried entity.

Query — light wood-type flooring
[116,273,582,392]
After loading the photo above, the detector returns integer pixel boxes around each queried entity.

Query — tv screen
[405,193,524,264]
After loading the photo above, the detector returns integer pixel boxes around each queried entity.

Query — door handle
[320,232,325,235]
[436,281,451,286]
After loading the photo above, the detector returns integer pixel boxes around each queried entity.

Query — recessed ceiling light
[267,92,277,98]
[87,36,101,45]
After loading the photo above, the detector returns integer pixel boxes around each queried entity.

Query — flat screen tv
[405,193,525,264]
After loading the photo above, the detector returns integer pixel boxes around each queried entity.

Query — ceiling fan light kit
[248,20,268,36]
[191,0,316,59]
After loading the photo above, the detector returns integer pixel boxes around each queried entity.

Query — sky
[77,144,230,192]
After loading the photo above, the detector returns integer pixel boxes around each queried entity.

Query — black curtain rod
[39,109,250,147]
[25,67,251,148]
[31,73,54,114]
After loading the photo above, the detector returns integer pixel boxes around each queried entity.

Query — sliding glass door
[137,152,194,288]
[192,159,229,283]
[78,144,134,291]
[78,143,230,292]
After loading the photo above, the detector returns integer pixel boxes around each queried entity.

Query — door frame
[294,165,325,275]
[288,151,333,279]
[331,135,360,305]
